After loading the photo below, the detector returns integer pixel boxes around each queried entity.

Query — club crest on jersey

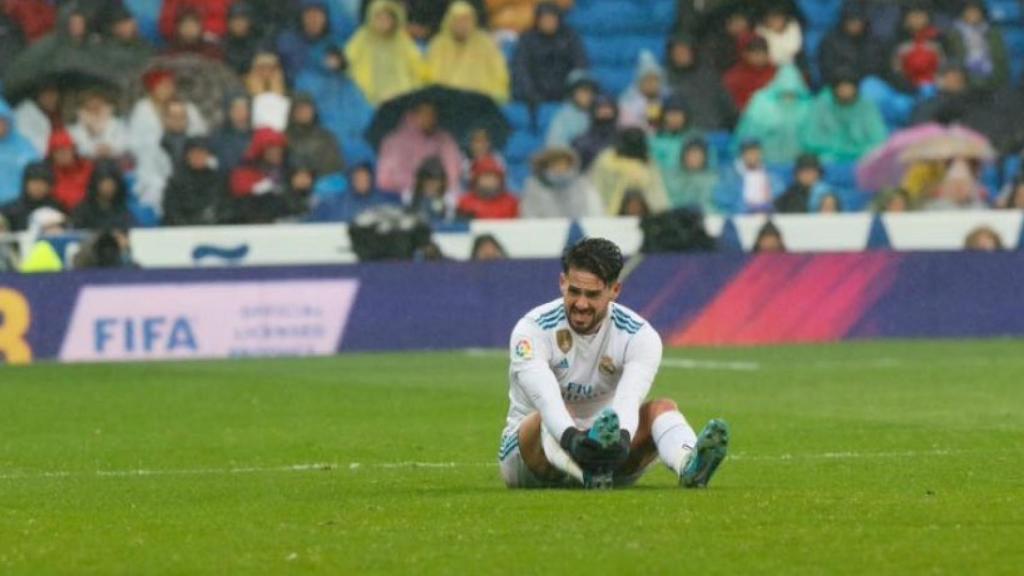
[514,338,534,360]
[556,329,573,354]
[599,355,617,376]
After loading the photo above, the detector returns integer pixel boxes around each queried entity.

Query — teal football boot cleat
[583,409,620,490]
[679,419,730,489]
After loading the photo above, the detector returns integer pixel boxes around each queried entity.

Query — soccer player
[498,238,729,489]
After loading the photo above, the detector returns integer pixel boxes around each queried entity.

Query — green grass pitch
[1,341,1022,575]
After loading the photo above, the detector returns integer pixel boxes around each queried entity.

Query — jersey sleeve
[509,318,576,439]
[611,323,663,438]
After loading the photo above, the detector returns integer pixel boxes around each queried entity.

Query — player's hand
[560,428,630,469]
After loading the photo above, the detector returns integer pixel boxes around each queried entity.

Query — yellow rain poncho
[426,2,509,102]
[345,0,426,105]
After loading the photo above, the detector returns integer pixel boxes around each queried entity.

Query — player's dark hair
[562,238,624,286]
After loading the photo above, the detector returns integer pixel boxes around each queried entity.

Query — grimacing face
[559,268,622,335]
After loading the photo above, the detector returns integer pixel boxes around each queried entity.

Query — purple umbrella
[856,123,946,192]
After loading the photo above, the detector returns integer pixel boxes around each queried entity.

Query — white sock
[652,411,697,475]
[541,428,584,484]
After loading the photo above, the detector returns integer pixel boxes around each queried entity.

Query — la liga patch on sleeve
[514,338,534,360]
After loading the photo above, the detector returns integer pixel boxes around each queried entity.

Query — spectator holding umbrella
[426,1,509,103]
[511,3,587,104]
[376,101,464,196]
[13,83,62,156]
[345,0,425,105]
[68,90,129,161]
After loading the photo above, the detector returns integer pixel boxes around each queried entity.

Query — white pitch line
[661,358,762,372]
[1,450,1014,482]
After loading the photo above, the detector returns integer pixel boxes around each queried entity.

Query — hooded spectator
[571,95,619,170]
[212,93,253,174]
[377,102,464,195]
[277,0,336,80]
[724,36,778,111]
[286,93,347,177]
[705,9,757,72]
[924,158,987,210]
[164,9,223,59]
[407,156,456,222]
[457,156,519,220]
[650,95,701,177]
[159,0,231,41]
[757,4,802,66]
[46,130,94,212]
[68,91,128,160]
[223,1,264,75]
[426,1,509,102]
[619,51,667,132]
[664,34,736,131]
[511,3,587,104]
[802,73,888,164]
[0,162,61,232]
[71,160,134,231]
[818,2,884,87]
[0,97,41,205]
[887,2,946,91]
[521,147,602,219]
[662,137,719,214]
[545,70,597,148]
[734,65,812,165]
[3,0,57,42]
[345,0,425,105]
[714,138,784,214]
[947,0,1009,91]
[13,83,61,156]
[774,154,831,213]
[295,44,375,164]
[590,127,670,216]
[163,137,228,226]
[101,5,154,71]
[128,68,208,154]
[310,163,400,222]
[487,0,573,33]
[231,128,289,198]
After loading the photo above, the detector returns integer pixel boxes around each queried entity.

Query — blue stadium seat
[989,0,1023,25]
[585,35,665,67]
[504,131,543,163]
[1004,155,1022,183]
[566,0,648,34]
[797,0,843,29]
[981,163,1002,198]
[705,131,734,166]
[124,0,162,45]
[536,103,560,134]
[503,103,533,132]
[506,161,532,192]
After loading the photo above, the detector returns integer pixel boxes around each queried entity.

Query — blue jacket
[0,98,41,205]
[295,67,375,164]
[713,161,785,215]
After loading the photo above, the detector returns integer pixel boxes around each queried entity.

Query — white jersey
[503,298,663,441]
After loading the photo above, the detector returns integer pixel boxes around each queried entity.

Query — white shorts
[497,429,648,489]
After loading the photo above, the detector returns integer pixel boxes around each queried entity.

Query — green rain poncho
[802,87,888,164]
[734,65,811,165]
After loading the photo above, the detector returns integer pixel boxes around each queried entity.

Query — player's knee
[648,398,678,417]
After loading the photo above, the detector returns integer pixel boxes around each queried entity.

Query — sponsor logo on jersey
[556,329,573,353]
[557,358,569,370]
[514,338,534,360]
[599,355,617,376]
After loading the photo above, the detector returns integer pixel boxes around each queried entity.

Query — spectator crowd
[3,0,1024,264]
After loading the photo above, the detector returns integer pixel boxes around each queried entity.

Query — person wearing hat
[456,156,519,220]
[164,137,229,226]
[545,70,597,148]
[46,130,94,213]
[713,138,783,215]
[734,63,812,165]
[664,34,736,131]
[774,153,833,214]
[1,162,62,232]
[723,36,778,111]
[619,51,668,132]
[802,71,887,164]
[650,94,701,178]
[521,147,602,219]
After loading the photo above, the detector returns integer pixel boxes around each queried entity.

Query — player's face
[560,268,621,335]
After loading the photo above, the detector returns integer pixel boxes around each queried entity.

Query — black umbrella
[365,85,510,151]
[3,42,139,104]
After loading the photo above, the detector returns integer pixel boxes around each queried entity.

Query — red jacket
[457,193,520,220]
[47,131,94,211]
[230,129,288,198]
[724,62,778,111]
[4,0,57,41]
[159,0,231,41]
